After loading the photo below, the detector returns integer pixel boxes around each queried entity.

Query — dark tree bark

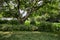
[17,0,24,24]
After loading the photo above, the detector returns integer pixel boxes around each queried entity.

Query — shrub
[28,25,38,31]
[17,25,28,31]
[24,20,30,26]
[0,24,38,31]
[0,23,60,32]
[0,20,19,24]
[0,25,12,31]
[0,24,29,31]
[38,22,53,32]
[35,21,40,26]
[0,20,8,24]
[52,23,60,32]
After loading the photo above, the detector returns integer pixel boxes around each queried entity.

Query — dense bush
[0,24,38,31]
[38,22,53,32]
[52,23,60,32]
[24,20,30,26]
[38,22,60,32]
[0,20,19,24]
[0,20,7,24]
[0,24,12,31]
[0,22,60,32]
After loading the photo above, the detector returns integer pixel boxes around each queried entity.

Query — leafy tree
[0,0,59,24]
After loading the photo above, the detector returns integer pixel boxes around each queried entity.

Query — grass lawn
[0,31,59,40]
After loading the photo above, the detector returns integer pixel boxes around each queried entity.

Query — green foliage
[0,0,60,34]
[38,22,60,32]
[38,22,53,32]
[0,0,59,24]
[0,20,19,24]
[24,20,30,26]
[52,23,60,32]
[0,23,60,32]
[0,24,38,31]
[0,24,37,31]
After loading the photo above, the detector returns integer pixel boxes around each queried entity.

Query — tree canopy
[0,0,60,23]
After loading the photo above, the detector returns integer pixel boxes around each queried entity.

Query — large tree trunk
[17,0,23,24]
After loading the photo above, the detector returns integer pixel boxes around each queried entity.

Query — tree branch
[17,0,51,23]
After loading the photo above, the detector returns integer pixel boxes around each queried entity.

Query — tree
[0,0,59,24]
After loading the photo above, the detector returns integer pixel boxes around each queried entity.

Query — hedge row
[38,22,60,32]
[0,24,38,31]
[0,22,60,32]
[0,20,19,24]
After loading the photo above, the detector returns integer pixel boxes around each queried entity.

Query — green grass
[0,31,59,40]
